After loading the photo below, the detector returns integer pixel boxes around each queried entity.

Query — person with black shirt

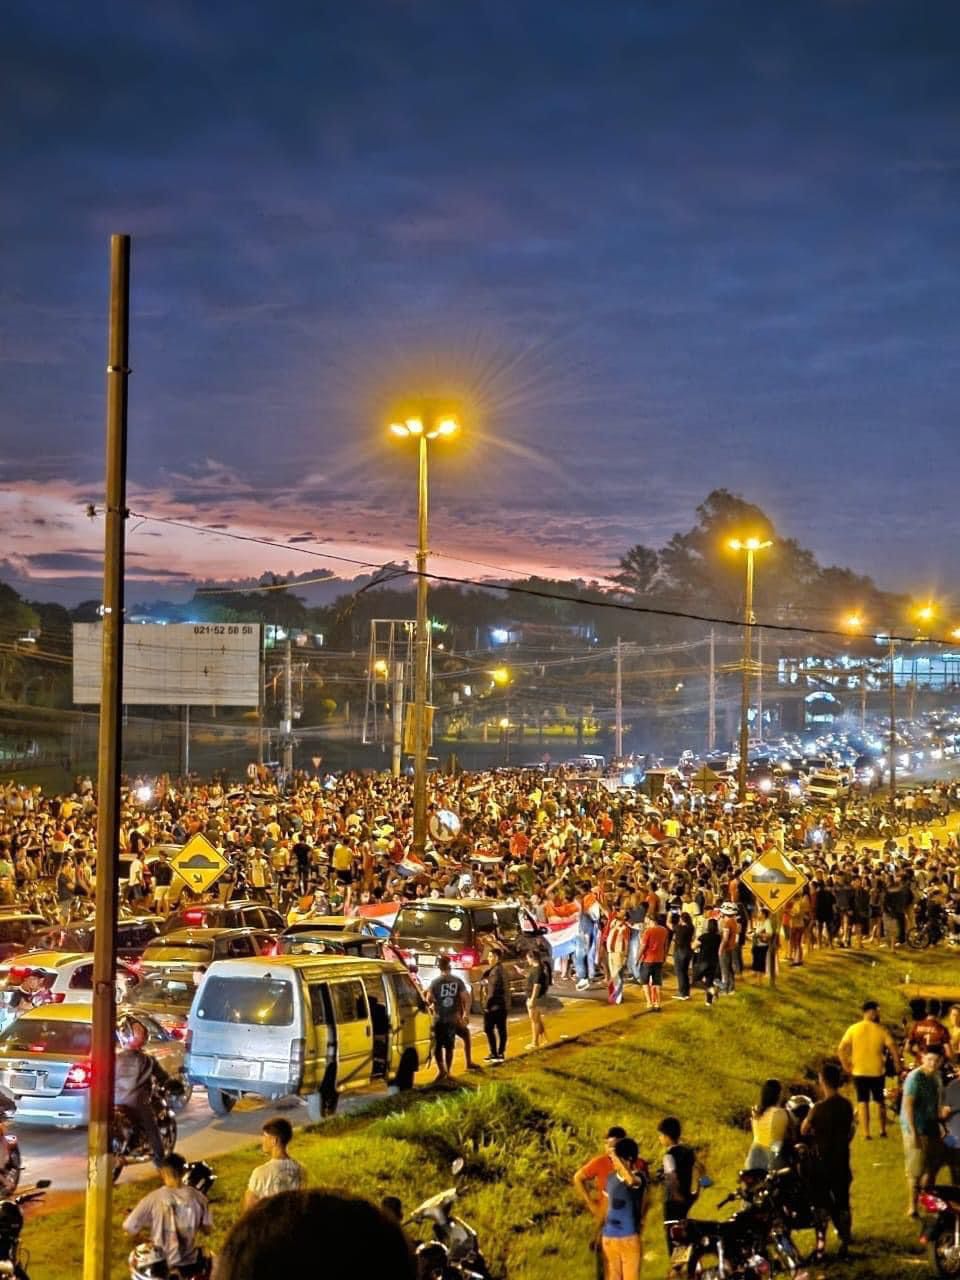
[524,949,548,1049]
[801,1062,854,1262]
[671,912,694,1000]
[426,955,468,1082]
[657,1116,698,1255]
[482,947,509,1063]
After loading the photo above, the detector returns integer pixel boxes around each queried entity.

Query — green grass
[25,946,958,1278]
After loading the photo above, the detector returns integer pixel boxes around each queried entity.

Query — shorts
[853,1075,884,1104]
[640,962,663,986]
[334,868,353,886]
[903,1131,946,1182]
[433,1021,456,1052]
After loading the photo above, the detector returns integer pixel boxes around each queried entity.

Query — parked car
[187,954,432,1119]
[0,952,142,1029]
[389,898,551,1011]
[277,925,381,960]
[127,970,198,1041]
[284,915,382,939]
[0,1006,186,1128]
[163,901,284,934]
[28,916,164,964]
[0,914,50,963]
[140,927,275,974]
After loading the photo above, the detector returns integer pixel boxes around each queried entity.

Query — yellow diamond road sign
[170,833,229,895]
[741,849,807,913]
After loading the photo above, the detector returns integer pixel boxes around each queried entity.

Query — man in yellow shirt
[838,1000,901,1140]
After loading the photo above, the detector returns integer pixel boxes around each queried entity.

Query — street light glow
[915,603,935,622]
[490,667,510,684]
[844,612,864,631]
[498,717,510,729]
[389,422,409,437]
[728,536,772,552]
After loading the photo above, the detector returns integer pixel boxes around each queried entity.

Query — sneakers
[576,978,589,990]
[673,995,691,1001]
[483,1054,499,1063]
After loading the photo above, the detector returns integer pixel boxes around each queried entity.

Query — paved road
[18,980,636,1197]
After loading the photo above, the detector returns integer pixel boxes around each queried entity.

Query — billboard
[73,623,261,707]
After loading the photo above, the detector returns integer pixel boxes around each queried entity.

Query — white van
[186,955,433,1121]
[805,770,851,802]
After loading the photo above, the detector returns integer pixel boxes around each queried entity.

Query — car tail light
[50,993,65,1004]
[184,1029,193,1053]
[289,1037,304,1086]
[263,941,279,957]
[667,1220,689,1244]
[167,1021,188,1041]
[919,1192,948,1213]
[183,909,205,926]
[64,1060,93,1091]
[451,949,478,969]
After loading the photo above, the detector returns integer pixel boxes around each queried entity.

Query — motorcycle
[919,1183,960,1277]
[908,899,956,950]
[405,1161,491,1280]
[0,1179,51,1280]
[667,1167,809,1279]
[0,1094,21,1198]
[112,1078,179,1182]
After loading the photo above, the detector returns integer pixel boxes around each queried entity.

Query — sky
[2,0,959,606]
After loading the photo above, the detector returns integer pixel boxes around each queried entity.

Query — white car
[0,952,141,1030]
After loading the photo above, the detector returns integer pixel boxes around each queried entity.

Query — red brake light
[919,1192,948,1213]
[50,993,65,1004]
[263,941,279,957]
[64,1060,93,1090]
[183,909,205,925]
[452,949,478,969]
[169,1021,188,1041]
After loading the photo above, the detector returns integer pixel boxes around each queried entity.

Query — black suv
[162,901,284,935]
[389,898,550,1011]
[32,915,164,963]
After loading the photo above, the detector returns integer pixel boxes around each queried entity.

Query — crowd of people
[2,764,960,1277]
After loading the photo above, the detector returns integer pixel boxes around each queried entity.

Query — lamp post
[729,537,771,803]
[389,410,458,854]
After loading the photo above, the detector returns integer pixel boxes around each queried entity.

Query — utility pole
[257,632,265,765]
[281,635,293,777]
[860,665,867,733]
[181,704,190,776]
[756,628,763,742]
[737,549,756,804]
[84,233,130,1280]
[614,636,623,759]
[391,660,404,778]
[412,434,430,854]
[707,628,716,753]
[889,635,897,801]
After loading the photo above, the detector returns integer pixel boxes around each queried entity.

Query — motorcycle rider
[123,1152,212,1277]
[115,1017,172,1167]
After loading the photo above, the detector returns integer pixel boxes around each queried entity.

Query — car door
[492,905,527,994]
[387,970,432,1075]
[327,979,372,1088]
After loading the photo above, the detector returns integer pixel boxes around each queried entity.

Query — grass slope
[25,946,957,1279]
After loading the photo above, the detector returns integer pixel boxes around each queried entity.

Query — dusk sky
[3,1,959,605]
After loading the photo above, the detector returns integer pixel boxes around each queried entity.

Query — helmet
[129,1244,169,1278]
[785,1094,814,1125]
[414,1241,449,1279]
[184,1160,216,1196]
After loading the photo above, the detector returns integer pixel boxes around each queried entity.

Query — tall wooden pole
[84,233,130,1280]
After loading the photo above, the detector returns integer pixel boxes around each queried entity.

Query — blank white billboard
[73,623,261,707]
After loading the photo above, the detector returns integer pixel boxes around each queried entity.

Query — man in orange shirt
[639,913,670,1011]
[573,1126,629,1280]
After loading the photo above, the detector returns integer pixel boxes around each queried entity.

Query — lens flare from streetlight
[405,417,424,435]
[728,536,772,553]
[845,613,864,631]
[490,667,509,684]
[498,717,510,729]
[916,604,935,623]
[389,422,409,437]
[436,417,458,436]
[373,660,388,676]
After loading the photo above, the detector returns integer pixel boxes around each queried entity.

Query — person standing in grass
[837,999,900,1140]
[901,1045,950,1218]
[656,1116,701,1256]
[801,1062,854,1262]
[601,1137,649,1280]
[573,1125,628,1280]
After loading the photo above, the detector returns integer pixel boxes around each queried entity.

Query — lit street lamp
[389,409,459,855]
[728,536,772,803]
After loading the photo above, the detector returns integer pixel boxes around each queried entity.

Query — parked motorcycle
[406,1160,491,1280]
[908,899,955,950]
[0,1093,22,1198]
[112,1078,179,1182]
[0,1179,51,1280]
[919,1183,960,1277]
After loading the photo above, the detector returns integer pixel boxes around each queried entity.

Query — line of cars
[0,896,553,1129]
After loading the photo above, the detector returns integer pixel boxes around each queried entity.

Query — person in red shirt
[572,1126,629,1280]
[638,914,670,1011]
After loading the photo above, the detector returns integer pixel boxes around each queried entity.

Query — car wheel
[170,1073,193,1112]
[207,1087,236,1116]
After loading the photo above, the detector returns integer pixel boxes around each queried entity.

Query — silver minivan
[186,955,433,1121]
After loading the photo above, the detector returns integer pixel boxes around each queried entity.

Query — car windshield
[280,933,339,954]
[394,907,472,942]
[0,1018,92,1055]
[196,977,293,1026]
[135,975,197,1006]
[0,921,39,944]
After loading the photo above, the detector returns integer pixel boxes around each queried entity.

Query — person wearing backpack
[525,948,549,1050]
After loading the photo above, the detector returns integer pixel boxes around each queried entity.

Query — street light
[388,407,460,855]
[842,612,868,732]
[728,536,772,803]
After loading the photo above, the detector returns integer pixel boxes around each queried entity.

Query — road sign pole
[84,233,130,1280]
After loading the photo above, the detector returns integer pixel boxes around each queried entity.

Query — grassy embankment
[26,944,957,1279]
